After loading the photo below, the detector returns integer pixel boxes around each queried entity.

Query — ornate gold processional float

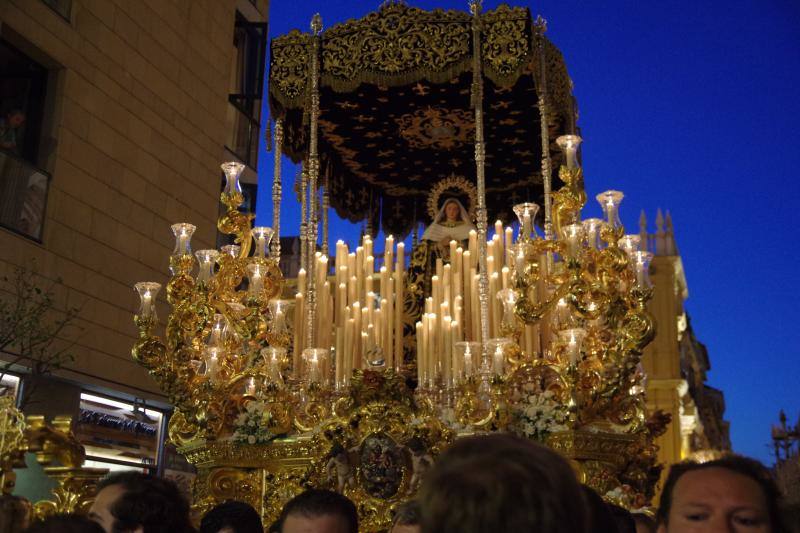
[128,2,670,530]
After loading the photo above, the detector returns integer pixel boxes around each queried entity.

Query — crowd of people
[9,434,792,533]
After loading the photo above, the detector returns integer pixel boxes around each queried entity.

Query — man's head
[391,500,420,533]
[657,455,783,533]
[24,514,105,533]
[418,434,589,533]
[278,489,357,533]
[89,472,194,533]
[200,501,262,533]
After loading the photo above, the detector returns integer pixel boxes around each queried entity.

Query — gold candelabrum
[131,139,669,529]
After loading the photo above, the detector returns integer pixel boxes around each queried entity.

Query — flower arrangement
[232,400,277,445]
[511,390,569,442]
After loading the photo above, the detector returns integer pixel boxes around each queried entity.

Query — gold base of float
[178,370,455,531]
[174,369,666,530]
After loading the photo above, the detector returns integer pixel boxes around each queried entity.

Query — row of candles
[134,134,656,393]
[134,203,653,393]
[291,235,406,387]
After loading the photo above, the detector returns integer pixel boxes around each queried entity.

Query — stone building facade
[640,209,731,490]
[0,0,268,470]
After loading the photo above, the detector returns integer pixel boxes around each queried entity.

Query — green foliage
[0,263,82,407]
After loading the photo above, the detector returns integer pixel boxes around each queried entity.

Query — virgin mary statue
[402,196,477,367]
[420,198,475,250]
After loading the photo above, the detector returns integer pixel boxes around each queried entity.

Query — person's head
[443,200,461,222]
[633,512,657,533]
[200,501,262,533]
[391,500,420,533]
[608,503,637,533]
[0,494,32,533]
[89,471,194,533]
[278,489,357,533]
[418,434,589,533]
[24,514,105,533]
[657,456,784,533]
[581,485,621,533]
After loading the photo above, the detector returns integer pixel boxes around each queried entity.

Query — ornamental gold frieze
[481,5,531,83]
[320,2,471,91]
[179,437,321,469]
[269,29,311,108]
[269,3,572,110]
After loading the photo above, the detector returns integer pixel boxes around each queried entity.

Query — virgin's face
[658,468,771,533]
[444,202,460,221]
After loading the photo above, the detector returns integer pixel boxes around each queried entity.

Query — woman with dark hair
[418,433,590,533]
[657,455,785,532]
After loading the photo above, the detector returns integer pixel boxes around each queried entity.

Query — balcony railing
[0,149,51,242]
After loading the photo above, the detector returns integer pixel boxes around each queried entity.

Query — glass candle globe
[252,227,274,258]
[134,282,161,320]
[558,327,587,365]
[195,250,219,284]
[513,202,539,240]
[561,223,584,260]
[595,190,624,228]
[221,161,244,196]
[454,341,482,382]
[618,235,641,260]
[632,251,654,289]
[170,223,196,256]
[582,218,604,249]
[556,134,582,169]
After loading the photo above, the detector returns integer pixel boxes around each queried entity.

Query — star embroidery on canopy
[336,101,358,110]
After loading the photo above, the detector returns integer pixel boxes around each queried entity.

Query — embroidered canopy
[268,2,576,237]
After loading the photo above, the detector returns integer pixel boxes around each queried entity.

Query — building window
[0,39,51,241]
[75,393,166,473]
[40,0,72,21]
[226,14,267,169]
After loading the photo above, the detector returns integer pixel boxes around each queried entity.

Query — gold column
[469,0,491,354]
[306,13,322,348]
[271,118,284,260]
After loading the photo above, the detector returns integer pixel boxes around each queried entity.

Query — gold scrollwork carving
[321,3,471,91]
[481,5,531,83]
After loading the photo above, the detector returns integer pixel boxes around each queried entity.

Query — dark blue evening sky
[257,1,800,464]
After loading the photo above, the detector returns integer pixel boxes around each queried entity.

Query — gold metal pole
[534,17,554,241]
[271,118,284,260]
[322,176,330,257]
[306,13,323,348]
[299,163,308,274]
[470,0,491,357]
